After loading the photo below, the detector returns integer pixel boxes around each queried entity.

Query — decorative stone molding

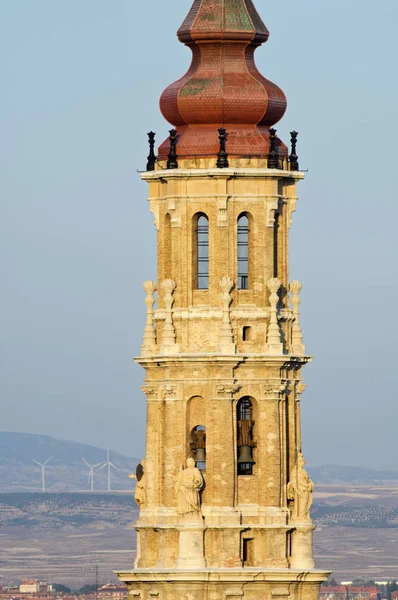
[128,591,140,598]
[167,197,181,228]
[160,279,179,354]
[141,386,155,396]
[218,277,236,354]
[266,195,280,227]
[265,278,284,355]
[141,281,157,356]
[217,384,241,395]
[163,385,177,399]
[217,197,229,226]
[286,196,298,229]
[264,381,289,398]
[295,381,307,400]
[225,592,244,598]
[290,281,306,355]
[271,589,290,597]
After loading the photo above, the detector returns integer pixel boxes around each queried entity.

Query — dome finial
[158,0,287,163]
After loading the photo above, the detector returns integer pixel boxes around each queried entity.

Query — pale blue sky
[1,1,397,468]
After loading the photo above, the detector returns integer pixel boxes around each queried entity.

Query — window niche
[237,213,250,290]
[190,425,206,471]
[237,397,256,475]
[193,213,209,290]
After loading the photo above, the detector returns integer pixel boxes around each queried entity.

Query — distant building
[97,584,127,600]
[320,586,379,600]
[19,581,52,594]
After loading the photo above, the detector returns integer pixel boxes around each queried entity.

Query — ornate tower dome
[158,0,288,162]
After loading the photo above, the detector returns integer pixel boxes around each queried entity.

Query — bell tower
[117,1,330,598]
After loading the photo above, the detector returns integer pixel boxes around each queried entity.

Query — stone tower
[117,1,330,599]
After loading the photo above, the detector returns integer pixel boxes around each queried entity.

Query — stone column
[141,281,157,356]
[160,279,179,354]
[290,281,305,355]
[163,385,184,507]
[206,385,238,515]
[143,387,163,510]
[290,525,315,569]
[262,382,285,508]
[266,278,284,354]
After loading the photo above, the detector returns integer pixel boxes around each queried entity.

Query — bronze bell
[195,448,206,463]
[237,445,255,465]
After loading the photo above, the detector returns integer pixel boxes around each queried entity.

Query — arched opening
[242,326,252,342]
[190,425,206,471]
[238,214,249,290]
[237,397,255,475]
[193,213,209,290]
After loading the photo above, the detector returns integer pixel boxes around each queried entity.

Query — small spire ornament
[267,128,280,169]
[146,132,156,172]
[167,129,178,169]
[289,131,299,171]
[216,128,229,168]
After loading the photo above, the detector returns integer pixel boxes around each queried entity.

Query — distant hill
[0,432,139,492]
[308,464,398,484]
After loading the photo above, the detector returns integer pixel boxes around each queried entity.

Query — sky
[1,0,397,470]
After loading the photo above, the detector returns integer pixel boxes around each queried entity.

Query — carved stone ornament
[295,381,307,400]
[163,385,176,398]
[217,384,242,395]
[160,279,179,354]
[175,458,204,518]
[141,281,157,356]
[128,459,146,509]
[271,589,290,597]
[141,386,155,396]
[287,452,314,521]
[265,278,284,355]
[264,381,288,397]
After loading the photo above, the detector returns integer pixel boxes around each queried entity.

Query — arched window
[237,397,255,475]
[190,425,206,471]
[194,214,209,290]
[238,214,249,289]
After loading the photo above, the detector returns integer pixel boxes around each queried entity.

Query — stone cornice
[142,168,305,183]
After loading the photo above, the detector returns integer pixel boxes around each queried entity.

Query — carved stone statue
[287,452,314,520]
[175,458,204,517]
[129,459,146,508]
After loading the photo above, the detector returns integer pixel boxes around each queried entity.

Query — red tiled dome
[158,0,287,161]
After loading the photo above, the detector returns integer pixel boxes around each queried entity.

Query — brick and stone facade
[117,1,330,598]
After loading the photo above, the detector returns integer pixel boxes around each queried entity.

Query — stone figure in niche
[129,459,146,508]
[175,458,204,518]
[287,452,314,520]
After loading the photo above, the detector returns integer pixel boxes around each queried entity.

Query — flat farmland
[1,486,398,586]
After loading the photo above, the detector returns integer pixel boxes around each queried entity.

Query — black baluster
[167,129,178,169]
[216,127,229,168]
[289,131,299,171]
[146,131,156,171]
[267,128,280,169]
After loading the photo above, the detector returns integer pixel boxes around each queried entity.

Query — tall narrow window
[237,397,255,475]
[238,214,249,289]
[196,214,209,289]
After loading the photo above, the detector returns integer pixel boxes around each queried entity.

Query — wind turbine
[97,447,120,491]
[81,458,104,491]
[32,457,53,492]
